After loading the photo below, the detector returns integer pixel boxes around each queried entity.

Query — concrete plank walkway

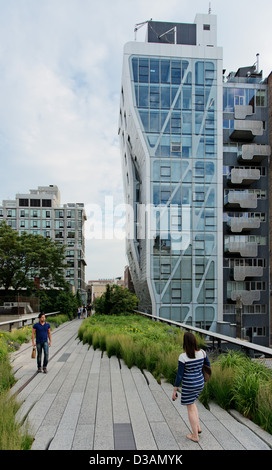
[10,319,272,451]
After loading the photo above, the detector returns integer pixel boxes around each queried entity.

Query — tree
[93,284,138,315]
[39,287,82,319]
[0,222,67,293]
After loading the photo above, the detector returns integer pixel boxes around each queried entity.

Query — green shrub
[93,284,138,315]
[200,362,236,410]
[46,314,69,327]
[0,392,33,450]
[106,334,122,358]
[199,350,272,435]
[0,334,33,449]
[255,378,272,433]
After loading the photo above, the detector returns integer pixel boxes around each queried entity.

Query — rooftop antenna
[208,2,212,14]
[256,53,260,73]
[134,19,152,41]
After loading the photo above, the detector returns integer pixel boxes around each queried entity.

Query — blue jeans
[36,342,49,369]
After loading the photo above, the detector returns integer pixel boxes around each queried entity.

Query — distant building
[0,185,87,296]
[87,278,124,304]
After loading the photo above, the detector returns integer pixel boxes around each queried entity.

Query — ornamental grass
[78,314,206,385]
[200,350,272,434]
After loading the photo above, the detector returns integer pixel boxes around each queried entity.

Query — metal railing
[135,310,272,358]
[0,311,61,332]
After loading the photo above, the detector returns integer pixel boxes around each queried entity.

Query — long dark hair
[183,332,199,359]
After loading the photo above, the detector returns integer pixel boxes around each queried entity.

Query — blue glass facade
[130,56,220,327]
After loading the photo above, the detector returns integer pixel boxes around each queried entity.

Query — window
[161,264,171,276]
[42,199,52,207]
[161,191,171,203]
[256,89,266,107]
[160,166,171,177]
[203,24,210,31]
[30,199,40,207]
[19,198,29,207]
[172,288,181,299]
[171,61,181,84]
[171,142,181,152]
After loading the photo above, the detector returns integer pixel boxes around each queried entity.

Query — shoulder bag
[202,350,211,382]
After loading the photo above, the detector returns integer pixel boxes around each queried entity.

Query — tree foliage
[93,284,138,315]
[39,287,82,319]
[0,222,67,293]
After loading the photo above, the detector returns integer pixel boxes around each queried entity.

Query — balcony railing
[227,217,260,233]
[230,289,260,305]
[227,168,260,185]
[239,144,271,163]
[230,120,263,140]
[224,191,257,209]
[224,241,258,257]
[233,265,263,281]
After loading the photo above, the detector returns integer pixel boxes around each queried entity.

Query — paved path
[10,319,272,451]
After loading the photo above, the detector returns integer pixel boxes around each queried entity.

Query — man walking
[32,313,51,373]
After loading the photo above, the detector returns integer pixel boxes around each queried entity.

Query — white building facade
[119,14,223,330]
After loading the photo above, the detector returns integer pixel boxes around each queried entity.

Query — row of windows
[134,84,215,111]
[223,87,266,113]
[0,209,78,218]
[18,220,77,229]
[152,160,215,184]
[223,258,266,268]
[223,212,266,222]
[225,235,266,245]
[152,256,214,280]
[153,234,216,255]
[146,133,216,158]
[138,108,215,136]
[19,198,52,207]
[227,281,266,292]
[153,183,216,207]
[223,119,266,130]
[132,57,216,86]
[223,304,266,314]
[154,279,215,300]
[159,305,215,325]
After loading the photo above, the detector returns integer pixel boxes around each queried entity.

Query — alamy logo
[84,196,191,250]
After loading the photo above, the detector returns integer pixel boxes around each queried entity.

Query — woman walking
[172,331,211,442]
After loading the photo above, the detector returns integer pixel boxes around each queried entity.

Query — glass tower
[119,14,223,331]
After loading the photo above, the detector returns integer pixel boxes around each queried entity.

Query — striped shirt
[174,349,210,405]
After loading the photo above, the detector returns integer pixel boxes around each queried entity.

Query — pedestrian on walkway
[172,331,211,443]
[77,307,81,319]
[32,313,51,373]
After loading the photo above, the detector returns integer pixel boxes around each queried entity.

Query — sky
[0,0,271,281]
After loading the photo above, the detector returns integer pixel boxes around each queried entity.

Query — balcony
[239,144,271,163]
[227,168,260,185]
[227,217,260,233]
[230,120,263,140]
[233,266,263,281]
[224,241,258,257]
[234,105,253,120]
[230,290,260,305]
[224,191,257,209]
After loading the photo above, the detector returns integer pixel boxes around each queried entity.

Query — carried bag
[202,350,211,382]
[31,347,36,359]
